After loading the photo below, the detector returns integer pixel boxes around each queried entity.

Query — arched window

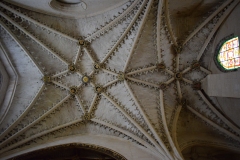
[216,36,239,71]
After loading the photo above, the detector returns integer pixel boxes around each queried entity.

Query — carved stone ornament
[68,64,76,72]
[175,72,182,80]
[93,63,101,71]
[173,45,182,54]
[42,76,51,83]
[117,72,125,81]
[69,86,78,95]
[95,85,103,94]
[157,62,166,70]
[79,39,86,46]
[81,75,90,84]
[191,61,200,70]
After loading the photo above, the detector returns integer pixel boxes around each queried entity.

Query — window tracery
[216,36,240,71]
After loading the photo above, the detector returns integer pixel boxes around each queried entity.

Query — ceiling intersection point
[68,63,76,72]
[69,86,78,96]
[117,71,125,81]
[94,85,103,94]
[173,45,183,55]
[42,76,52,84]
[192,81,202,90]
[78,39,88,47]
[81,74,90,84]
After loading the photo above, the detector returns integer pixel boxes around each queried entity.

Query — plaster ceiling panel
[158,22,175,70]
[0,27,43,132]
[22,20,79,64]
[177,108,240,152]
[131,70,169,85]
[78,49,94,74]
[22,98,82,136]
[0,60,9,106]
[184,69,207,82]
[182,145,240,160]
[127,3,158,71]
[1,85,69,142]
[77,84,95,111]
[16,123,125,150]
[167,0,225,43]
[105,39,131,72]
[106,82,145,125]
[128,82,162,134]
[93,70,116,86]
[0,44,17,124]
[95,97,129,125]
[55,72,82,87]
[164,83,177,108]
[163,83,177,125]
[89,18,132,62]
[21,85,69,123]
[94,96,149,144]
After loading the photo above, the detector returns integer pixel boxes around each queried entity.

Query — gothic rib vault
[0,0,240,159]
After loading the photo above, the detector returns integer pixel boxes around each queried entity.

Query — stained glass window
[217,37,240,70]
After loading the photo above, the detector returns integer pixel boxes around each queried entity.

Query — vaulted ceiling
[0,0,240,159]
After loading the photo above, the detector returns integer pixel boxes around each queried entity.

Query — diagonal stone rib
[160,90,183,160]
[157,0,164,63]
[101,0,148,63]
[85,0,140,41]
[176,80,182,99]
[0,95,70,149]
[164,0,177,46]
[0,21,44,75]
[75,95,85,114]
[74,46,81,65]
[83,47,95,63]
[182,78,193,85]
[52,70,69,78]
[88,93,98,113]
[91,118,162,157]
[0,118,83,154]
[183,0,234,45]
[187,105,240,142]
[102,68,118,76]
[198,90,240,136]
[101,92,170,159]
[0,84,45,143]
[196,0,240,61]
[0,2,78,42]
[123,0,154,72]
[103,79,118,88]
[126,76,159,88]
[126,66,156,76]
[124,81,173,159]
[0,11,69,65]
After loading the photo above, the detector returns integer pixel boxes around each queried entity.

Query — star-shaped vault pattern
[0,0,240,159]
